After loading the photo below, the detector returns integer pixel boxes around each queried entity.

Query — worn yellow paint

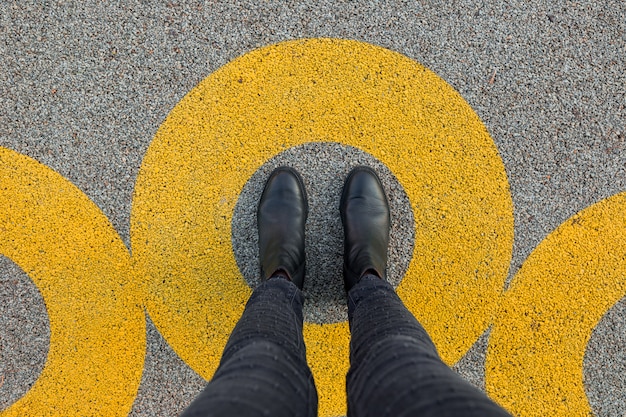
[0,147,145,416]
[131,38,513,416]
[486,192,626,416]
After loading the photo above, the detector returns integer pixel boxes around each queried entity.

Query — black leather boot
[257,166,308,289]
[340,166,390,292]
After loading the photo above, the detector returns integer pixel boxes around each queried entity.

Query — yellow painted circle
[486,192,626,416]
[0,147,145,417]
[131,38,513,416]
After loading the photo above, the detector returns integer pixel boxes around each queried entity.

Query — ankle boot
[257,167,308,289]
[340,166,390,291]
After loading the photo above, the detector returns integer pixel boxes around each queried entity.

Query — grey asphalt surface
[1,1,625,416]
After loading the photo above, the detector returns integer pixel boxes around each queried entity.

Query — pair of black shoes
[258,166,390,291]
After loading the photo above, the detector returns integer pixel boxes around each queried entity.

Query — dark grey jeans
[180,276,511,417]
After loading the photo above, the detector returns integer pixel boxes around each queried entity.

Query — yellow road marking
[486,192,626,416]
[2,37,617,417]
[0,147,145,417]
[131,38,514,416]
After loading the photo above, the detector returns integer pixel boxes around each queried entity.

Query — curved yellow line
[0,147,145,416]
[486,192,626,416]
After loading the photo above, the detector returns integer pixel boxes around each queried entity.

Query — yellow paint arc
[0,147,145,417]
[486,192,626,416]
[130,38,514,416]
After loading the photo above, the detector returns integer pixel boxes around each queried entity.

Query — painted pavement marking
[1,38,624,416]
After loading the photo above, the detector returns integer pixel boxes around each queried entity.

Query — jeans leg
[181,277,318,417]
[346,275,511,417]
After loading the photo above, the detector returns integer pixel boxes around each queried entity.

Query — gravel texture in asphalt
[1,2,625,416]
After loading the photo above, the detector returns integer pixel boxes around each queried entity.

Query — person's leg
[182,167,317,416]
[346,274,510,417]
[340,166,510,417]
[181,276,317,417]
